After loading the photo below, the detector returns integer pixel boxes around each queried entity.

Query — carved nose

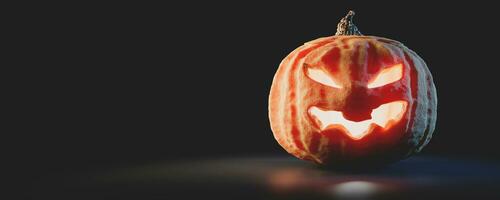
[342,86,373,122]
[342,109,372,122]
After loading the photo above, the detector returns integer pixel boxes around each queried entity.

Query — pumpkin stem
[335,10,363,36]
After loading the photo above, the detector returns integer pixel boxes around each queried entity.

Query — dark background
[18,1,500,185]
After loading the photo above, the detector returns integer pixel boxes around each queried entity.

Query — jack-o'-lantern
[268,11,437,166]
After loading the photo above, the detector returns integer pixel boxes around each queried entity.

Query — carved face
[269,36,437,164]
[305,62,406,140]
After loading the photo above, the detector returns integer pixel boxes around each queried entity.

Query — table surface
[32,156,500,199]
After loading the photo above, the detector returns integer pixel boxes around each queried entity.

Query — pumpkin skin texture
[268,35,437,166]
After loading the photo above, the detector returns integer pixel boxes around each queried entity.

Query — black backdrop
[20,1,500,179]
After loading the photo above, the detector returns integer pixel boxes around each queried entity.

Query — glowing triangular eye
[367,64,403,88]
[305,67,342,88]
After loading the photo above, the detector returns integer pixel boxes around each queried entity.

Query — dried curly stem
[335,10,363,36]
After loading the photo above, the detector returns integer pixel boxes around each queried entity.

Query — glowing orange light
[306,67,343,88]
[367,64,403,88]
[309,101,407,140]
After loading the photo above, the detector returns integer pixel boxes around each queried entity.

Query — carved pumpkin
[268,11,437,165]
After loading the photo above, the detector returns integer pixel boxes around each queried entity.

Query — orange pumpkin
[268,11,437,165]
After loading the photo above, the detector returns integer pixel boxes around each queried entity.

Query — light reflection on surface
[330,181,380,199]
[266,166,402,199]
[32,156,500,199]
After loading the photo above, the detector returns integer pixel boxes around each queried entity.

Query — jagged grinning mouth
[308,101,408,140]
